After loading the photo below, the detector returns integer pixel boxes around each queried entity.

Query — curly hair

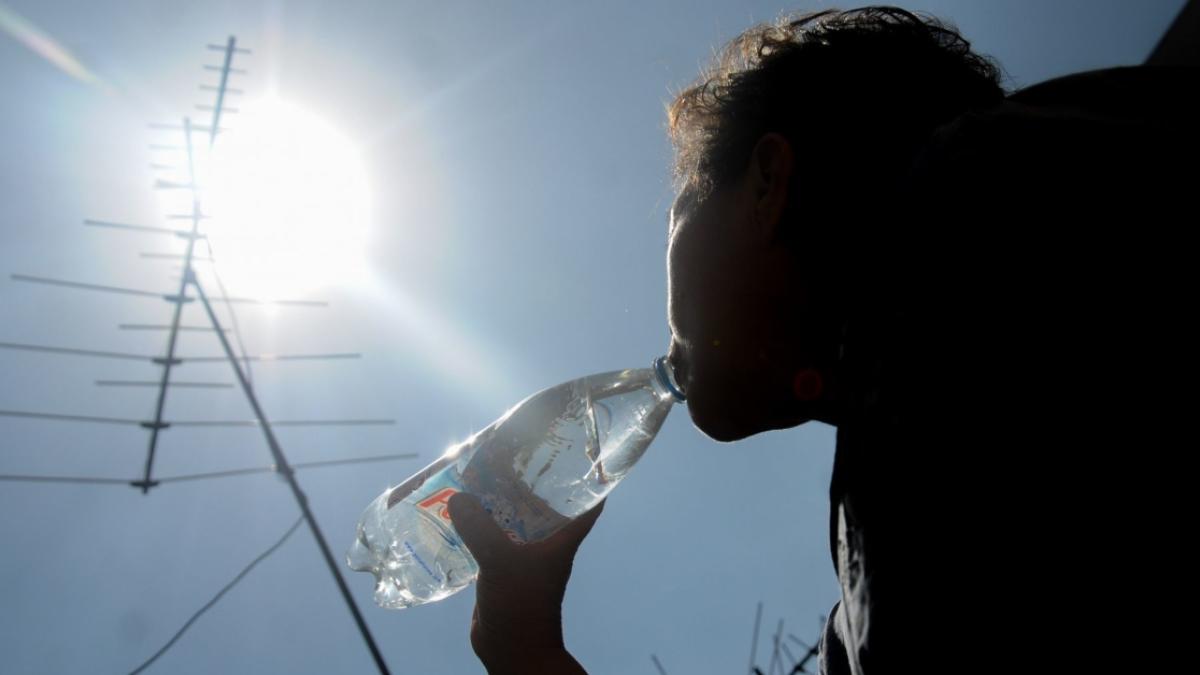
[668,6,1006,199]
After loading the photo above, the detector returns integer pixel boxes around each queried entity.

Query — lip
[666,351,689,397]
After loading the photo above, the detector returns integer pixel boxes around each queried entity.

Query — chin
[695,420,755,443]
[685,396,766,443]
[686,389,813,443]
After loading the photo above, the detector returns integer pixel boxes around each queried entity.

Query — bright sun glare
[198,97,371,301]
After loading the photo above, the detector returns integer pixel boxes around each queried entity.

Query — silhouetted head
[665,7,1005,440]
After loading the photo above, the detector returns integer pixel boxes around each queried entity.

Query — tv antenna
[1,36,397,674]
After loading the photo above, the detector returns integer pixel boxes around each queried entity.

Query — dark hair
[668,6,1006,199]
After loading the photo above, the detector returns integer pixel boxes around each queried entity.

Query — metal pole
[135,116,204,493]
[209,36,236,148]
[748,601,763,675]
[190,273,391,675]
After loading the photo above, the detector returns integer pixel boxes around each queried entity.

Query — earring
[793,368,825,401]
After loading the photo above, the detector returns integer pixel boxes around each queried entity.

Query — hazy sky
[0,1,1185,673]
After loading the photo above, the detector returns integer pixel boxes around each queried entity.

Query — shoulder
[898,65,1200,240]
[907,66,1200,191]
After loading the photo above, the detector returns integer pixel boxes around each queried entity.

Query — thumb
[448,492,510,566]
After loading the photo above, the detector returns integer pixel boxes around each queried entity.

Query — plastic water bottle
[346,356,686,609]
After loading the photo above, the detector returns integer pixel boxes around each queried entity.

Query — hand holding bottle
[448,492,604,675]
[347,358,684,610]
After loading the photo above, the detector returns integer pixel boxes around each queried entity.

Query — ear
[746,133,795,238]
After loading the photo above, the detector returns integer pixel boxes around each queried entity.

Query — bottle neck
[653,356,686,404]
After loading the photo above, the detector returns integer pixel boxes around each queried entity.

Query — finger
[448,492,511,566]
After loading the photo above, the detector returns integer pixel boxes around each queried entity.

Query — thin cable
[127,515,304,675]
[749,601,763,675]
[167,418,394,427]
[0,474,131,485]
[0,410,143,425]
[95,380,233,389]
[118,324,227,332]
[0,410,393,427]
[181,352,360,363]
[83,219,195,237]
[0,340,358,363]
[0,341,151,361]
[10,274,165,298]
[0,452,419,487]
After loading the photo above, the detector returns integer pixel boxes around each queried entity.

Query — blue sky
[0,1,1185,673]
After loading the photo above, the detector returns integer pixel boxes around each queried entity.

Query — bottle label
[459,433,570,543]
[386,454,459,510]
[384,419,572,543]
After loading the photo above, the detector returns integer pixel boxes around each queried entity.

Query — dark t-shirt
[820,65,1200,674]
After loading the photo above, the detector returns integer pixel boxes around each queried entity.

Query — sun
[198,96,372,301]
